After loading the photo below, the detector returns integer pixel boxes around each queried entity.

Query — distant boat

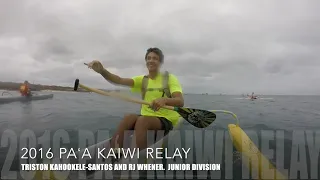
[234,97,274,100]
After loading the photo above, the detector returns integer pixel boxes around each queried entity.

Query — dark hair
[145,47,164,63]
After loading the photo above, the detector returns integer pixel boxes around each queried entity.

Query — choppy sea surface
[1,91,320,179]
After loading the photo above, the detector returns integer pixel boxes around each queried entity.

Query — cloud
[1,0,320,95]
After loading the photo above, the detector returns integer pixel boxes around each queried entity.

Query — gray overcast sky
[1,0,319,95]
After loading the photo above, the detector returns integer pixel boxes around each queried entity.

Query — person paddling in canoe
[19,81,32,97]
[87,47,184,150]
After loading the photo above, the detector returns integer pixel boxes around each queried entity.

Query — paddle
[73,79,216,128]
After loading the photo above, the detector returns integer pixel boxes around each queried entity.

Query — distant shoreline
[0,81,84,92]
[0,81,123,93]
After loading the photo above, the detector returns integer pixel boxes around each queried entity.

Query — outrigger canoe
[234,97,274,100]
[34,110,287,180]
[0,94,53,104]
[68,117,185,179]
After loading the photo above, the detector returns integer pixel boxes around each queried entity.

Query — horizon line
[0,81,319,96]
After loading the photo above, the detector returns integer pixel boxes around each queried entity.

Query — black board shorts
[136,115,173,135]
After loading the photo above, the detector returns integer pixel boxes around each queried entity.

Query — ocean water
[0,91,320,179]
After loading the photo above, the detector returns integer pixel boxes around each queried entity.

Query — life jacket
[20,84,29,95]
[141,71,171,100]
